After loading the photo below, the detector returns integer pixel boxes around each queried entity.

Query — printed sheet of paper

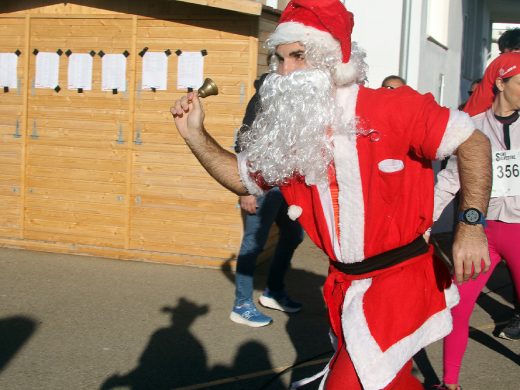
[491,149,520,197]
[0,53,18,88]
[177,52,204,90]
[102,54,127,92]
[35,52,60,89]
[142,52,168,90]
[68,53,93,90]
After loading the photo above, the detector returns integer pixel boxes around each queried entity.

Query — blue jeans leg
[265,192,304,294]
[234,190,281,306]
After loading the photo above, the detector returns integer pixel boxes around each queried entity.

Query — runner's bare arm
[452,130,492,284]
[171,92,249,196]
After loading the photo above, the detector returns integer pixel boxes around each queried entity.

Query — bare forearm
[456,130,492,214]
[185,128,249,195]
[451,129,491,283]
[171,92,249,195]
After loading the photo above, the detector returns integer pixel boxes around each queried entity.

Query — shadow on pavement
[0,315,37,373]
[283,267,330,384]
[100,298,209,390]
[99,297,288,390]
[413,348,441,389]
[476,289,515,335]
[469,326,520,366]
[482,261,516,307]
[209,341,286,390]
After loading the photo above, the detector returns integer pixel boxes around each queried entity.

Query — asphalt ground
[0,235,518,389]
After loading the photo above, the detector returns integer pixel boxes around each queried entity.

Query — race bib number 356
[492,149,520,197]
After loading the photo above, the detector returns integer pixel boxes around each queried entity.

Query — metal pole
[399,0,412,81]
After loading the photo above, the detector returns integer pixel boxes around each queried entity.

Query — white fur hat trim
[267,22,359,86]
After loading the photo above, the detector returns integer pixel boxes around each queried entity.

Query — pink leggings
[443,220,520,385]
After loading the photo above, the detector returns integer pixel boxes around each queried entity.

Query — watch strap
[458,208,487,226]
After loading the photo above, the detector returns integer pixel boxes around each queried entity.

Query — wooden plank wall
[130,18,251,259]
[0,2,274,268]
[0,18,25,239]
[25,17,133,249]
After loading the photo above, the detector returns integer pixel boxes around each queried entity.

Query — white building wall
[346,0,465,108]
[405,0,425,89]
[347,0,404,88]
[417,0,464,109]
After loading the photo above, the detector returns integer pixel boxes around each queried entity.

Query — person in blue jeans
[230,73,304,327]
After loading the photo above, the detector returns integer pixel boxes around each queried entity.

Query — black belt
[331,236,429,275]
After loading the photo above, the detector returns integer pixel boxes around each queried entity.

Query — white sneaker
[259,292,302,313]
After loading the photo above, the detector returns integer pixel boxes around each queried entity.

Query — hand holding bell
[171,78,217,133]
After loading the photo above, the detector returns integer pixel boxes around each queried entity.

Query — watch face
[464,209,480,223]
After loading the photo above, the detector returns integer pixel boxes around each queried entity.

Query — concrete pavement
[0,236,518,389]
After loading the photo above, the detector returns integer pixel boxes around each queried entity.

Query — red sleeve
[357,86,450,161]
[405,90,450,160]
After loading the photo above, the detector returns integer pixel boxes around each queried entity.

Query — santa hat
[267,0,361,86]
[464,52,520,116]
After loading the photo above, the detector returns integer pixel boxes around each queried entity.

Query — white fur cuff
[436,109,475,159]
[237,152,265,196]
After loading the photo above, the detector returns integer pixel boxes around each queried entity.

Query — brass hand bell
[197,78,219,98]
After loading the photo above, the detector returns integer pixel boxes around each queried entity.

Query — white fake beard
[239,69,338,186]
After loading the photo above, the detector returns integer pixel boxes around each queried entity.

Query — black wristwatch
[458,208,486,226]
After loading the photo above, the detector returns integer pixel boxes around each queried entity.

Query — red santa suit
[238,83,475,389]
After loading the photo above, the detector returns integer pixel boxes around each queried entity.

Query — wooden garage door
[129,17,252,259]
[0,18,25,238]
[24,17,133,248]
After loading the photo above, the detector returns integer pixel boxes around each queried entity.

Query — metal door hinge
[31,120,39,139]
[13,119,21,138]
[117,124,124,144]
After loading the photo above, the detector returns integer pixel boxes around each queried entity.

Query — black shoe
[499,313,520,340]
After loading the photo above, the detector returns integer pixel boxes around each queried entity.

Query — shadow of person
[100,298,209,390]
[209,341,286,390]
[0,315,37,373]
[412,348,440,389]
[469,326,520,365]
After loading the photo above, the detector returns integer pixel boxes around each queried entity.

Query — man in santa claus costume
[171,1,492,388]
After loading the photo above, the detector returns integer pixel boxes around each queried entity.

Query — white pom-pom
[287,205,303,221]
[332,62,359,86]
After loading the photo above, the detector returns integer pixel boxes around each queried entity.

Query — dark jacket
[234,73,269,153]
